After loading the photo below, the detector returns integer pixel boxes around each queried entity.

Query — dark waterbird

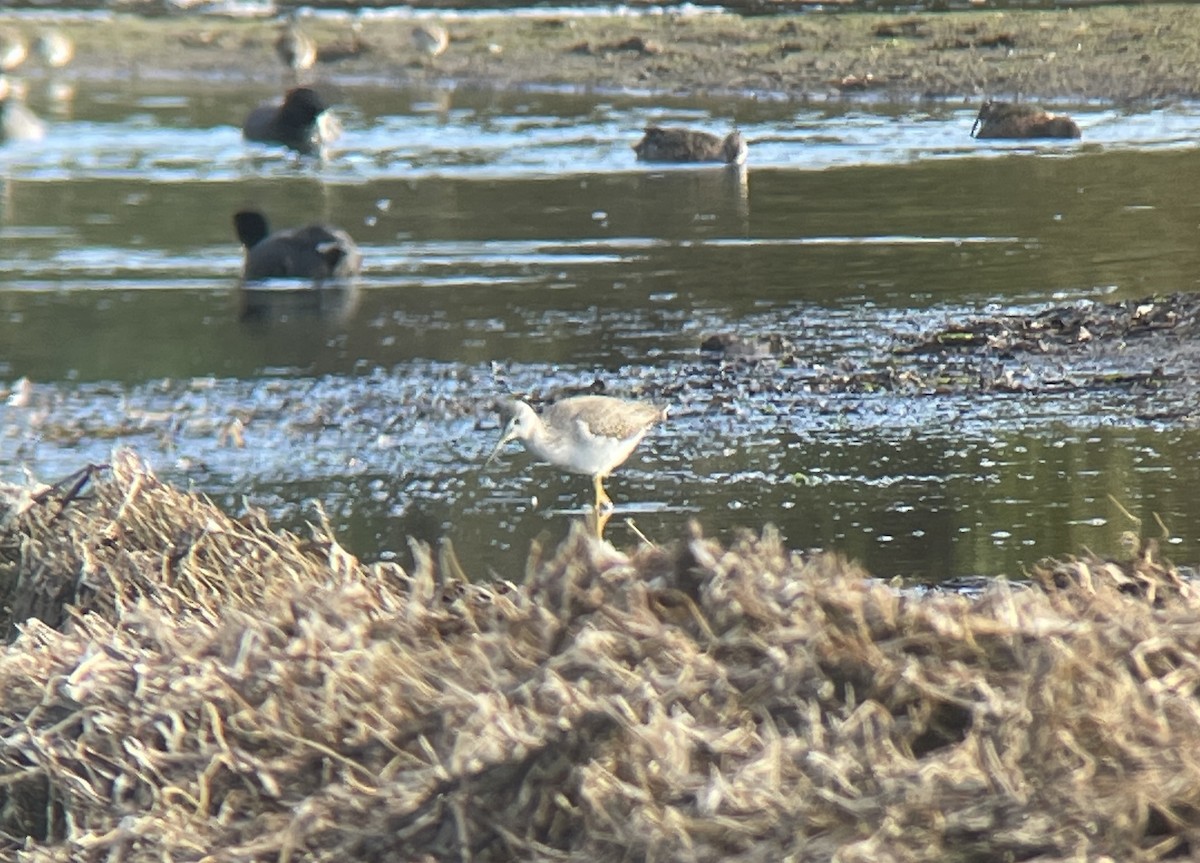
[242,87,338,157]
[970,100,1081,139]
[633,126,747,165]
[233,210,362,283]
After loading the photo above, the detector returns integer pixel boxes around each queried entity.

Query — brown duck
[633,126,747,165]
[970,100,1081,140]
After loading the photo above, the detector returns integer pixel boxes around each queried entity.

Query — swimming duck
[234,209,362,283]
[970,100,1081,139]
[0,77,45,143]
[242,87,338,157]
[633,126,747,165]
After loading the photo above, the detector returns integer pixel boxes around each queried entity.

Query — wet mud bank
[8,290,1200,470]
[4,452,1200,861]
[668,290,1200,427]
[8,3,1200,103]
[895,292,1200,412]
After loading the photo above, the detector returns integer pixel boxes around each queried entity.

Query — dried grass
[3,450,1200,861]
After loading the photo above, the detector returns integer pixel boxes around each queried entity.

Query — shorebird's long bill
[485,425,515,466]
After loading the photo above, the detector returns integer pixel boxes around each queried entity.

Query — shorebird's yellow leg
[593,475,613,511]
[585,506,613,540]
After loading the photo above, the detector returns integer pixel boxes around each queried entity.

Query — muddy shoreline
[6,4,1200,104]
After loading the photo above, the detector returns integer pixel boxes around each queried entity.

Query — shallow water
[3,76,1200,581]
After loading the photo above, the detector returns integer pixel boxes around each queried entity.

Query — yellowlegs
[33,29,73,68]
[234,210,362,283]
[488,395,665,510]
[275,12,316,83]
[242,87,338,157]
[970,100,1081,139]
[412,23,449,63]
[633,126,747,165]
[0,77,46,143]
[0,29,27,73]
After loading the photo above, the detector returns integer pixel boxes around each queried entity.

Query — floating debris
[700,332,795,362]
[903,292,1200,356]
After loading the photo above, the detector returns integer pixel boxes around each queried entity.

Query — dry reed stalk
[3,452,1200,861]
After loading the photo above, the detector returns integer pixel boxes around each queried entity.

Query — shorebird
[233,210,362,283]
[970,100,1081,139]
[412,22,449,63]
[33,29,73,68]
[275,12,316,82]
[0,28,27,73]
[488,395,665,510]
[0,77,46,143]
[242,87,338,157]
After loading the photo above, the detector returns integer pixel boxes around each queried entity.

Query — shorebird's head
[486,399,536,464]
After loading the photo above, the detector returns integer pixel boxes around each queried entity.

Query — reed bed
[2,450,1200,861]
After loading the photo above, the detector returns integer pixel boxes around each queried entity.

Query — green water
[1,79,1198,581]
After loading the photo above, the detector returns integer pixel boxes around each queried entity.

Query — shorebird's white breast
[552,419,646,476]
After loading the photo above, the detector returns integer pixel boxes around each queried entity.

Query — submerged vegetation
[3,452,1200,860]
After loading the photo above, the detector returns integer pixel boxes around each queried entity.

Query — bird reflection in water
[236,281,361,327]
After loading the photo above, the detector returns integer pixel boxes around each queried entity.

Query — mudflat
[8,3,1200,103]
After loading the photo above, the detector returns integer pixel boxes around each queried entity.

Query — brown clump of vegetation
[3,451,1200,860]
[906,292,1200,357]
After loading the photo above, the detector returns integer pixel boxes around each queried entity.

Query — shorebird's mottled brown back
[544,396,664,442]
